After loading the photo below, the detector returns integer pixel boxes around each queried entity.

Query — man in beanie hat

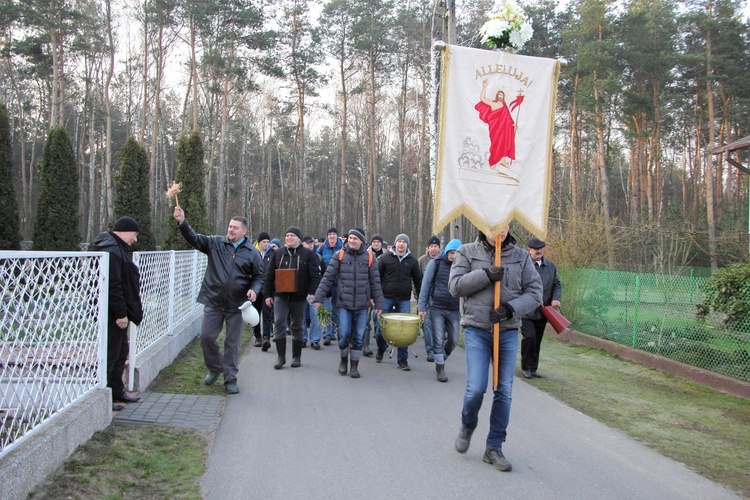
[316,226,343,345]
[368,234,385,258]
[252,231,273,348]
[174,207,265,395]
[418,238,462,382]
[449,226,542,472]
[314,227,383,378]
[374,233,422,371]
[89,217,144,410]
[418,235,442,362]
[521,237,561,379]
[264,226,321,369]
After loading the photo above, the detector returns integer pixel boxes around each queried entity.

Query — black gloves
[485,265,504,282]
[489,303,514,323]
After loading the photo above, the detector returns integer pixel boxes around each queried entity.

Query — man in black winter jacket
[89,216,144,411]
[264,226,321,370]
[174,206,264,395]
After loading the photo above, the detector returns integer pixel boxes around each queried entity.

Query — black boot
[291,340,302,367]
[436,363,448,382]
[339,355,348,375]
[261,336,271,352]
[350,359,360,378]
[274,338,287,369]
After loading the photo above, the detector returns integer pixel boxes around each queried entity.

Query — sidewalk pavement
[201,335,740,499]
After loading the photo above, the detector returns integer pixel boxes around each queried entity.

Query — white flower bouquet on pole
[479,0,534,52]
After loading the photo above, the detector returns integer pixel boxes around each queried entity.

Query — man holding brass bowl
[449,227,542,472]
[374,233,423,371]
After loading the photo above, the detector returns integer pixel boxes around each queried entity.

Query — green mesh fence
[559,268,750,382]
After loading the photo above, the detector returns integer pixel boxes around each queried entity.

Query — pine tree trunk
[104,0,115,222]
[705,2,718,269]
[149,25,164,220]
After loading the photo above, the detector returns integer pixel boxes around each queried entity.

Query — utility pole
[431,0,461,242]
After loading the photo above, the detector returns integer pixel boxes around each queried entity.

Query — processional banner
[434,44,560,239]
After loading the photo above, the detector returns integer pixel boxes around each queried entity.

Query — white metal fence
[128,251,206,390]
[0,251,108,455]
[0,249,207,457]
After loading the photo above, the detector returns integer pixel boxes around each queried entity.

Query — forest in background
[1,0,749,272]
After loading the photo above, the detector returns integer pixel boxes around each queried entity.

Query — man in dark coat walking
[314,227,384,378]
[264,226,321,369]
[521,237,562,378]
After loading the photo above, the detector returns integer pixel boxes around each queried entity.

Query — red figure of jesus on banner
[475,79,524,169]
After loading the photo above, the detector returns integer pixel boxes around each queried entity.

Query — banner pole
[492,234,502,390]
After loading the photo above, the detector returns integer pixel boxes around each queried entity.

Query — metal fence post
[689,268,695,303]
[128,322,137,391]
[168,251,176,335]
[128,253,140,392]
[632,274,641,348]
[98,253,110,389]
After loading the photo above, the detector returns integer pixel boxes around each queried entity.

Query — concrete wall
[1,388,112,500]
[0,313,204,498]
[131,312,203,391]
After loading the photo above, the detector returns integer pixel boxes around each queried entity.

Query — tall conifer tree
[114,136,156,250]
[0,102,22,250]
[163,131,209,249]
[32,127,80,250]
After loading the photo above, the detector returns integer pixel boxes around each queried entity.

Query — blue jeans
[422,308,434,356]
[304,301,321,344]
[375,298,410,363]
[461,326,518,450]
[337,307,367,355]
[430,308,460,364]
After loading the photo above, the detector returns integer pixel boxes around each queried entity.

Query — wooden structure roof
[712,136,750,175]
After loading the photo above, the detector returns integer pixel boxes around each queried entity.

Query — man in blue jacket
[316,227,343,345]
[418,238,462,382]
[174,206,264,395]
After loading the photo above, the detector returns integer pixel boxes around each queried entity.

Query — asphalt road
[202,335,739,499]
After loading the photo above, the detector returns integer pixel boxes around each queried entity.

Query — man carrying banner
[433,41,559,472]
[449,226,541,472]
